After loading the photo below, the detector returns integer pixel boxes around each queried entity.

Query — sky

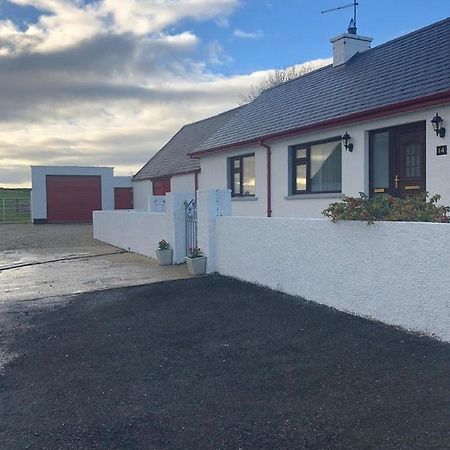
[0,0,447,188]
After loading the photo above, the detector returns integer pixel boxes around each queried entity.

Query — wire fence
[0,197,31,224]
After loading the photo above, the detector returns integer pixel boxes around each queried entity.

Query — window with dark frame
[229,154,256,197]
[291,137,342,195]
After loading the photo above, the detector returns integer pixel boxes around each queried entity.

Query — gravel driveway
[0,276,449,449]
[0,224,190,302]
[0,223,108,252]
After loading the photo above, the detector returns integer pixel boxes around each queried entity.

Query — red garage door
[46,175,102,223]
[114,187,133,209]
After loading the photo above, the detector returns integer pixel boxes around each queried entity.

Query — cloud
[0,0,324,188]
[215,17,230,28]
[207,40,233,65]
[233,29,263,40]
[2,0,240,54]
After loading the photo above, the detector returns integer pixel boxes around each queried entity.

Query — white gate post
[197,189,231,273]
[165,192,194,264]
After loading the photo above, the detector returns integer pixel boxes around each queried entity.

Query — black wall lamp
[431,113,446,138]
[342,132,354,152]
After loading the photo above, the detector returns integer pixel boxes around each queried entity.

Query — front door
[370,122,426,197]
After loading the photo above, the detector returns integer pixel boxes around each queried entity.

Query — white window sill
[284,193,344,200]
[231,196,258,202]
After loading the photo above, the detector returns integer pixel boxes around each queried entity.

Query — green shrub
[323,192,450,225]
[187,247,204,258]
[158,239,170,250]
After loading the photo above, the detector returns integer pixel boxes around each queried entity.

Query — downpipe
[260,141,272,217]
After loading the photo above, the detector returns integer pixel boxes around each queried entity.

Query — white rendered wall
[132,174,196,210]
[93,210,168,259]
[424,104,450,206]
[149,195,167,213]
[31,166,114,220]
[132,179,152,210]
[198,104,450,218]
[113,176,133,188]
[171,173,196,193]
[214,216,450,342]
[199,145,267,217]
[93,192,193,263]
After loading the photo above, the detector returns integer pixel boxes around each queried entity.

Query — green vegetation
[323,192,450,225]
[0,188,32,224]
[158,239,170,250]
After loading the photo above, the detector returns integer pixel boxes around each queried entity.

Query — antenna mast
[321,1,359,33]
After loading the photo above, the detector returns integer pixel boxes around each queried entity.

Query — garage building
[31,166,133,224]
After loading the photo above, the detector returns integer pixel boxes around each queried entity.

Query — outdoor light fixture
[431,113,446,138]
[342,132,354,152]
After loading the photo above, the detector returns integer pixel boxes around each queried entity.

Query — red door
[46,175,102,223]
[152,178,171,196]
[114,187,133,209]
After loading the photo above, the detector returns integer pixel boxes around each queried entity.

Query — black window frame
[290,136,342,195]
[228,153,256,197]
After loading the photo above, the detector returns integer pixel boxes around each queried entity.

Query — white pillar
[197,189,231,273]
[165,192,194,264]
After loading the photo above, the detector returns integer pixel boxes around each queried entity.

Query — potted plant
[156,239,173,266]
[186,247,207,275]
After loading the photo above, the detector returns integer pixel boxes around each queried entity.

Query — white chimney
[331,21,373,66]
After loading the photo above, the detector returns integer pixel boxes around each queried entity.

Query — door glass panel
[404,143,421,178]
[296,164,307,191]
[310,141,342,192]
[372,131,389,189]
[242,156,255,196]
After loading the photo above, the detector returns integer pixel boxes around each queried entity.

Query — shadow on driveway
[0,276,449,449]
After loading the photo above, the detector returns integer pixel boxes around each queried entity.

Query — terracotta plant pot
[156,248,173,266]
[186,256,207,275]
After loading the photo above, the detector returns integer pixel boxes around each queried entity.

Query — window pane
[233,158,240,170]
[296,164,307,191]
[296,148,307,159]
[405,143,421,178]
[233,172,240,195]
[372,131,389,188]
[242,156,255,196]
[310,141,342,192]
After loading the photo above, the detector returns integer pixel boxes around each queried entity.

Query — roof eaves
[190,88,450,158]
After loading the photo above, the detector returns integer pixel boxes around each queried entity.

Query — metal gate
[184,199,197,256]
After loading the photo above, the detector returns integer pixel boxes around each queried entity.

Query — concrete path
[0,224,191,302]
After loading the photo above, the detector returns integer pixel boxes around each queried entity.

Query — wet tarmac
[0,224,191,303]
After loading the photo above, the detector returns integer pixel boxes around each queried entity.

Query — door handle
[394,175,400,189]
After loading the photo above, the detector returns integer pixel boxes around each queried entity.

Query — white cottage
[134,18,450,218]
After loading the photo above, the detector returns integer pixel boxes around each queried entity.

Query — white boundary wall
[93,210,168,259]
[93,192,193,263]
[211,214,450,342]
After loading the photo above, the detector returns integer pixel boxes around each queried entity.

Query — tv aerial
[321,1,359,34]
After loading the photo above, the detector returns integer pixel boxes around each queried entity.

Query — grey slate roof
[195,17,450,153]
[133,107,242,180]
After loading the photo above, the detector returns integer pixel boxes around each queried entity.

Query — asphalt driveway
[0,224,190,302]
[0,276,448,449]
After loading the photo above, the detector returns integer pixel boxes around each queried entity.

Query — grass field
[0,188,31,224]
